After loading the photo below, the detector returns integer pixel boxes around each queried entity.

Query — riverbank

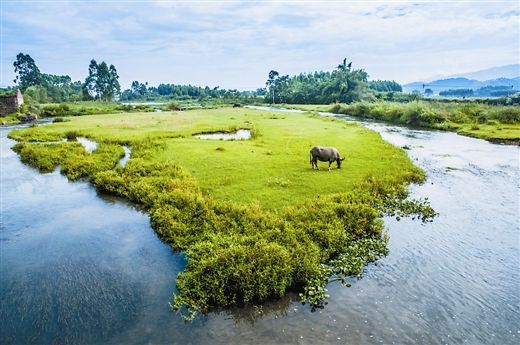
[283,102,520,145]
[9,107,435,319]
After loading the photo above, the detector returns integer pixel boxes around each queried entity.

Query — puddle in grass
[194,129,251,140]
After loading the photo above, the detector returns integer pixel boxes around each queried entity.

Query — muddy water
[1,111,519,344]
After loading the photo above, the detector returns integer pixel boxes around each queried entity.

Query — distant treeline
[369,80,403,92]
[119,81,264,102]
[439,85,518,98]
[10,52,265,104]
[10,52,516,108]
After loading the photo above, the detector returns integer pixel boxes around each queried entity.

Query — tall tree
[83,59,120,101]
[13,53,43,91]
[83,59,98,100]
[263,60,369,104]
[96,62,111,101]
[266,70,279,104]
[107,64,120,100]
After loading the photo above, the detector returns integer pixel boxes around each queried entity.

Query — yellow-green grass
[455,123,520,143]
[10,107,422,210]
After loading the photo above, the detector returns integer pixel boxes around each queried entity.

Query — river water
[0,111,518,344]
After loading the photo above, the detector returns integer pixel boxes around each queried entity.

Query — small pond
[194,129,251,140]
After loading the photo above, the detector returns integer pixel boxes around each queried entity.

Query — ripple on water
[0,258,140,345]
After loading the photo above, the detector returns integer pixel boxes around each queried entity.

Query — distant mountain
[403,64,520,94]
[450,64,519,81]
[403,76,520,94]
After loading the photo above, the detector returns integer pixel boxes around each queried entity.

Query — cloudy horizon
[1,0,519,90]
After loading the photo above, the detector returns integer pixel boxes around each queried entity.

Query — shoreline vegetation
[282,102,520,145]
[9,108,436,319]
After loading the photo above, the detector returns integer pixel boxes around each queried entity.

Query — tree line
[263,60,402,104]
[120,81,265,101]
[439,85,518,98]
[13,53,120,103]
[11,53,265,104]
[10,53,404,105]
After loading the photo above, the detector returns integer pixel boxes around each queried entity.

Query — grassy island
[10,107,435,319]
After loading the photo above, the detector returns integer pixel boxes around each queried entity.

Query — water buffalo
[310,146,345,170]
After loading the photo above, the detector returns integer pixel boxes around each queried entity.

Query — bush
[42,104,71,116]
[491,107,520,124]
[166,101,181,111]
[329,101,519,130]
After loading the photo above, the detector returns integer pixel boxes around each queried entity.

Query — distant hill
[403,64,520,94]
[450,64,519,81]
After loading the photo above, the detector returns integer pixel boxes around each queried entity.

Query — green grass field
[10,107,435,318]
[11,107,422,209]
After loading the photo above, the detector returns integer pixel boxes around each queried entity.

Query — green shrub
[64,130,80,140]
[329,101,519,130]
[166,101,181,111]
[491,107,520,124]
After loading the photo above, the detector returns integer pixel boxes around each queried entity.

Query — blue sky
[1,0,519,90]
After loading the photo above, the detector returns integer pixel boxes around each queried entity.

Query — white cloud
[1,0,518,89]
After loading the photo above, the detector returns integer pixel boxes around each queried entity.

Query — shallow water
[1,111,519,344]
[194,128,251,140]
[75,136,98,153]
[118,146,131,167]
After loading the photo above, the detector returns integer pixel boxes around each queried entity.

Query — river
[0,111,518,344]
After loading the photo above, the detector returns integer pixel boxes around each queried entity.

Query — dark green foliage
[83,59,121,101]
[13,53,43,91]
[13,53,84,102]
[120,81,265,104]
[369,80,403,92]
[475,85,518,97]
[440,86,518,98]
[439,89,474,97]
[52,117,67,123]
[265,65,370,104]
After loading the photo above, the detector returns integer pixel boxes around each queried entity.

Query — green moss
[10,108,436,319]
